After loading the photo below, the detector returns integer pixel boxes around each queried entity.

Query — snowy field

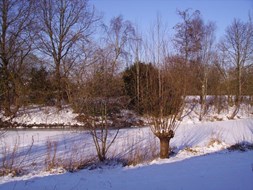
[0,104,253,190]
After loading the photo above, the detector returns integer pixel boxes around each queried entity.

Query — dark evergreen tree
[28,67,54,105]
[123,62,159,114]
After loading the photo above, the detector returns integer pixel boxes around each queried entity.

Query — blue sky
[90,0,253,40]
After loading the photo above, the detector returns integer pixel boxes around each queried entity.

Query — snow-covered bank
[1,101,252,127]
[1,106,80,126]
[1,150,252,190]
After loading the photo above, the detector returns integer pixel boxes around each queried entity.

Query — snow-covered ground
[1,150,252,190]
[0,104,253,190]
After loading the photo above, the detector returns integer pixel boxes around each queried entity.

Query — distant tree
[36,0,99,109]
[0,0,35,116]
[206,60,224,113]
[197,21,216,120]
[174,9,216,120]
[28,66,54,105]
[173,9,203,98]
[103,15,135,75]
[219,18,253,118]
[173,9,202,65]
[214,48,235,108]
[244,66,253,103]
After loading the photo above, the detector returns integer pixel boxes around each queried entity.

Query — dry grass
[61,157,94,172]
[0,138,34,177]
[122,145,150,166]
[45,140,58,171]
[184,146,198,154]
[61,143,95,172]
[45,140,95,173]
[207,138,223,147]
[207,131,223,147]
[119,136,159,166]
[212,116,223,121]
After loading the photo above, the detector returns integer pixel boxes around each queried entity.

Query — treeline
[0,0,253,119]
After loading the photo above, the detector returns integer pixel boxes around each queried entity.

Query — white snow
[0,104,253,190]
[0,151,252,190]
[1,101,252,126]
[1,105,80,125]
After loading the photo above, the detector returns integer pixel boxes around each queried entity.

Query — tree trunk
[136,61,140,113]
[2,64,12,116]
[230,65,242,119]
[234,65,242,106]
[55,62,62,109]
[159,137,170,159]
[199,93,204,121]
[98,154,106,162]
[3,82,11,116]
[217,95,222,114]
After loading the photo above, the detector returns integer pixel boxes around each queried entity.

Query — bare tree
[219,18,253,118]
[172,9,203,122]
[75,16,135,162]
[36,0,99,108]
[103,15,135,75]
[140,14,184,159]
[174,9,216,121]
[85,100,120,162]
[173,9,202,97]
[0,0,35,116]
[198,21,216,121]
[214,47,234,105]
[81,55,125,162]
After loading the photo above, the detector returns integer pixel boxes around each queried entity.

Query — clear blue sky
[90,0,253,40]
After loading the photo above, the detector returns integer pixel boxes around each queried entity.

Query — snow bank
[1,101,252,127]
[1,106,80,125]
[1,151,252,190]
